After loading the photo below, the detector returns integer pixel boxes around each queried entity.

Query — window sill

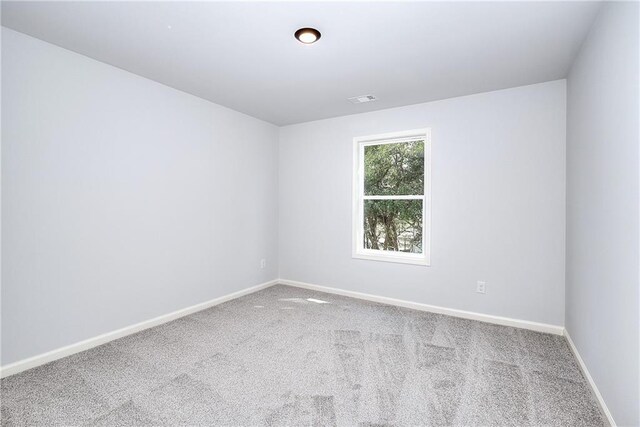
[352,250,430,266]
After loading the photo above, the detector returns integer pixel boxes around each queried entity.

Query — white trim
[0,279,279,379]
[352,128,431,266]
[279,278,564,335]
[353,250,429,266]
[564,330,616,426]
[0,275,613,427]
[353,128,430,145]
[363,195,423,200]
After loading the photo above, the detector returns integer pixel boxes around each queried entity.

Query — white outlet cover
[477,281,486,294]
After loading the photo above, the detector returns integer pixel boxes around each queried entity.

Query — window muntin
[353,130,431,266]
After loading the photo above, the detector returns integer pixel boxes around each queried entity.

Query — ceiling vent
[348,94,377,104]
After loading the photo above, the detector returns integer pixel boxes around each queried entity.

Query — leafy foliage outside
[363,141,424,253]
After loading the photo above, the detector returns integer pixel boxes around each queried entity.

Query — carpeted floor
[1,284,605,426]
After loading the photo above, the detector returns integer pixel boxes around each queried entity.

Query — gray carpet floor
[1,284,605,426]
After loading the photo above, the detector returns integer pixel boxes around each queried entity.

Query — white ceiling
[2,1,601,126]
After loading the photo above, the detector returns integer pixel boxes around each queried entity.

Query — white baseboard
[278,278,565,335]
[281,279,616,423]
[564,330,616,426]
[0,279,279,379]
[0,277,567,379]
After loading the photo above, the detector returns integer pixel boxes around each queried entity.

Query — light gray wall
[1,28,279,365]
[279,80,567,326]
[565,2,639,425]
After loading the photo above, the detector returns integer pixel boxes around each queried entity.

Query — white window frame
[352,128,431,266]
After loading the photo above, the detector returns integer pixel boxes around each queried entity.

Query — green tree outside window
[363,140,424,253]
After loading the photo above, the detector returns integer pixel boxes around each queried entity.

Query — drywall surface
[1,28,279,365]
[279,80,566,326]
[566,2,639,425]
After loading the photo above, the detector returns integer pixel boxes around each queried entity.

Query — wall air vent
[348,94,377,104]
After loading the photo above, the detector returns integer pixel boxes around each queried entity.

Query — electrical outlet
[260,259,266,269]
[476,281,486,294]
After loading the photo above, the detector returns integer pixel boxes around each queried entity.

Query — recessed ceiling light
[294,27,321,44]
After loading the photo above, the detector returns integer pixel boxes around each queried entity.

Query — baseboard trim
[0,277,567,379]
[278,278,565,335]
[0,279,279,379]
[564,330,616,426]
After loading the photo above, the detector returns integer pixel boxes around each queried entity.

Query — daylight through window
[353,129,431,265]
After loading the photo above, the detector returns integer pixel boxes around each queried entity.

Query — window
[352,129,431,266]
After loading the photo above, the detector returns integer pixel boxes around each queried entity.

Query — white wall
[566,2,639,425]
[1,28,279,365]
[279,80,566,326]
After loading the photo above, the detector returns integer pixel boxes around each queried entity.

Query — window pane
[364,140,424,196]
[363,199,423,253]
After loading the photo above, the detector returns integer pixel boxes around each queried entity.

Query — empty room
[1,1,638,426]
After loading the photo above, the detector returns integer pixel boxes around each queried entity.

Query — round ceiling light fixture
[294,27,321,44]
